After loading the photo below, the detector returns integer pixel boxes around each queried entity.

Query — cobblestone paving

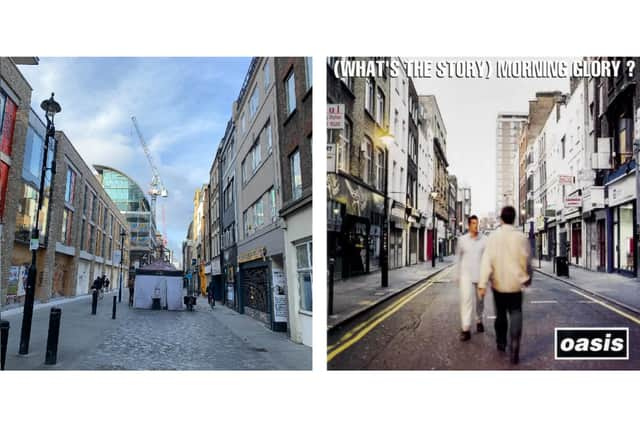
[72,303,280,370]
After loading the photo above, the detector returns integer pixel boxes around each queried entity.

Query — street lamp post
[118,230,126,303]
[378,134,394,289]
[431,191,438,268]
[19,93,61,355]
[521,208,526,233]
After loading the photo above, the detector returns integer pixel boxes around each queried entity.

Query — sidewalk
[534,259,640,314]
[328,256,455,330]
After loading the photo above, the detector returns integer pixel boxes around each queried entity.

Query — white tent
[133,261,184,310]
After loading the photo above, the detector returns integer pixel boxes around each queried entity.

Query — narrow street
[1,294,310,370]
[328,266,640,370]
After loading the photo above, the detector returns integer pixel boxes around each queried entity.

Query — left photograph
[0,57,312,370]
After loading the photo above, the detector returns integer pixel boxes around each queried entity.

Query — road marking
[530,300,557,304]
[327,267,453,360]
[569,289,640,325]
[327,268,452,353]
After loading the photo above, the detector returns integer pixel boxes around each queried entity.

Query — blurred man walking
[478,206,532,364]
[455,215,487,341]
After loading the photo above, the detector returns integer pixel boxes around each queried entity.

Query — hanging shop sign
[559,175,575,185]
[564,195,582,208]
[327,104,345,129]
[272,267,288,323]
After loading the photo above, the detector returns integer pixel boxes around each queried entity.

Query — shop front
[327,174,384,280]
[607,173,637,276]
[239,247,287,332]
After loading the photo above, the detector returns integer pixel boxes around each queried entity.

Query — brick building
[327,57,391,281]
[275,57,312,346]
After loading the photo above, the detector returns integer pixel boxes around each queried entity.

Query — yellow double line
[569,289,640,325]
[327,266,453,363]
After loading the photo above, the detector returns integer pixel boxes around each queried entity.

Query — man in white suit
[455,215,487,341]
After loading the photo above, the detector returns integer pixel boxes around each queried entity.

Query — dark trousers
[492,289,523,350]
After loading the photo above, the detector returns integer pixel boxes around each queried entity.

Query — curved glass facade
[95,165,158,258]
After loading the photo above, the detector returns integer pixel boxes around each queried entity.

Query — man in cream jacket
[456,215,487,341]
[478,206,532,364]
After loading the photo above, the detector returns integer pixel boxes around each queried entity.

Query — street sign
[29,238,39,250]
[113,250,122,265]
[559,175,574,185]
[565,195,582,208]
[327,104,345,129]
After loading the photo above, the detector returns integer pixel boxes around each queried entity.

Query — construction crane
[131,116,169,248]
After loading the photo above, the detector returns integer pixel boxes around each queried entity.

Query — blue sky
[18,57,251,264]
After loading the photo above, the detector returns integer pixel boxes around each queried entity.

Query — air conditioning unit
[591,151,612,170]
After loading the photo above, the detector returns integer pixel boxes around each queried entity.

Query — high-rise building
[496,113,527,214]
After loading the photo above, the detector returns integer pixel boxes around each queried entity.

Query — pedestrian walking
[207,281,215,309]
[92,275,103,299]
[104,276,110,292]
[127,277,135,307]
[455,215,487,341]
[478,206,532,365]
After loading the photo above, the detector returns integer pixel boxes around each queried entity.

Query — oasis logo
[555,328,629,360]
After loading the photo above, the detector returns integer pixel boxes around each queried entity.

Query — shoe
[476,322,484,333]
[497,343,506,352]
[460,331,471,341]
[510,345,520,365]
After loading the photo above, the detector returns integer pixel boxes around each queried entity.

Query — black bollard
[1,320,9,371]
[112,295,117,319]
[45,308,62,365]
[91,289,98,315]
[328,258,335,316]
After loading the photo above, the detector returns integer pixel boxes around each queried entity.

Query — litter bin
[555,256,569,277]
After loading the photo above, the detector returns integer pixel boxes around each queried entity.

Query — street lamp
[521,208,526,233]
[118,230,127,303]
[431,191,439,268]
[378,133,394,289]
[19,93,61,355]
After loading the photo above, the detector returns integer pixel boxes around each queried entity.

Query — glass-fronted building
[94,165,159,268]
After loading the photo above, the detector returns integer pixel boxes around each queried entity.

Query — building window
[264,61,271,90]
[286,71,296,115]
[296,240,312,312]
[290,149,302,200]
[376,149,385,191]
[265,121,272,153]
[376,88,385,125]
[305,57,312,90]
[365,78,374,114]
[363,137,373,184]
[61,208,73,246]
[242,159,248,184]
[250,87,259,118]
[243,210,249,237]
[252,139,262,172]
[336,119,352,173]
[254,198,264,227]
[270,187,277,222]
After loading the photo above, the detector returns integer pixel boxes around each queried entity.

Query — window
[240,112,245,134]
[265,122,272,153]
[305,57,312,90]
[243,210,249,237]
[290,149,302,200]
[0,92,5,135]
[61,208,73,246]
[365,78,374,114]
[22,126,44,185]
[376,88,385,125]
[254,198,264,227]
[362,138,372,184]
[296,241,312,312]
[270,187,277,221]
[336,119,351,172]
[252,140,262,171]
[376,149,385,191]
[64,167,76,204]
[250,87,259,118]
[264,61,271,89]
[242,159,248,183]
[285,71,296,115]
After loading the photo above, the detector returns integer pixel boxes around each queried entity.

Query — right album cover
[326,56,640,370]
